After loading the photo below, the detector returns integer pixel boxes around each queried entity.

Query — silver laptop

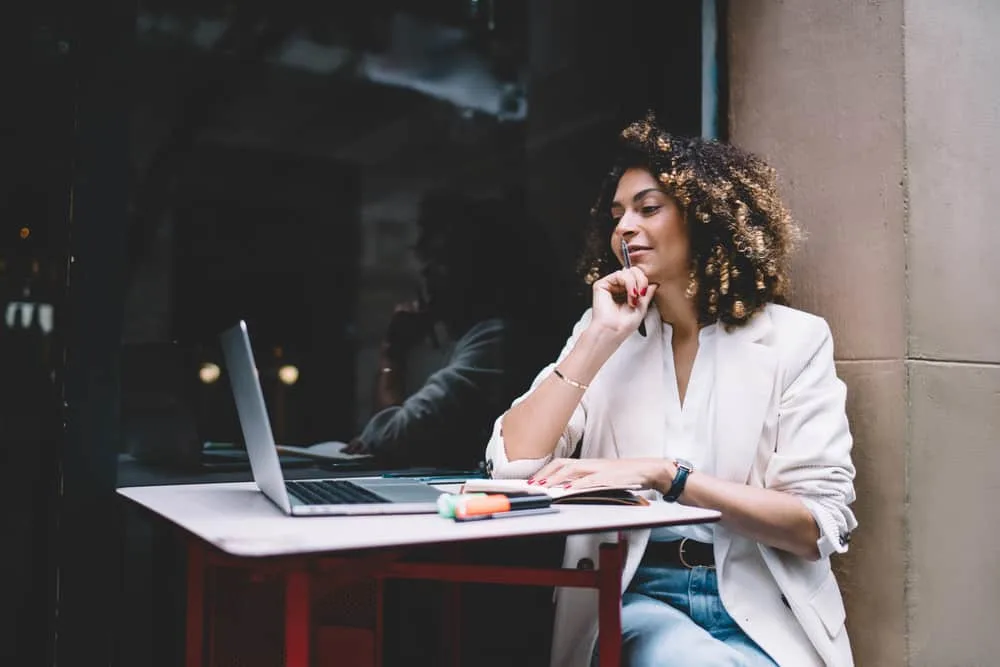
[219,320,443,516]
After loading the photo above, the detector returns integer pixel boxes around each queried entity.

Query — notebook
[459,478,649,506]
[219,320,443,516]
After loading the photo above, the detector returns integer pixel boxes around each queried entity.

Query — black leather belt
[643,538,716,569]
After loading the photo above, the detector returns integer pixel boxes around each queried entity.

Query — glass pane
[122,0,707,476]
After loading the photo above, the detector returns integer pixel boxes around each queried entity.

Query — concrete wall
[728,1,1000,665]
[903,2,1000,665]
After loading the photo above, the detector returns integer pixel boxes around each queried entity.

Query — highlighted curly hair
[580,112,802,329]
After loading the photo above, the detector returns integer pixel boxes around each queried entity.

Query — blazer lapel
[713,310,778,483]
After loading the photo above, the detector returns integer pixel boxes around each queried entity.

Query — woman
[484,113,857,667]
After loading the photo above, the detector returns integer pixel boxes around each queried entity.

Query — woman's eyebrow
[611,187,665,210]
[631,188,663,202]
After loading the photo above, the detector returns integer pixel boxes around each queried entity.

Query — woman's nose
[615,212,638,236]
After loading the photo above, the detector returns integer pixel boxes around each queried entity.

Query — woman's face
[609,167,690,285]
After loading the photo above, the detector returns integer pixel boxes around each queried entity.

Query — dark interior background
[121,0,705,457]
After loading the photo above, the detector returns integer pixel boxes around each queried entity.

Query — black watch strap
[663,459,693,502]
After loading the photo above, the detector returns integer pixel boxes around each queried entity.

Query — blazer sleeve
[484,310,592,479]
[764,318,859,559]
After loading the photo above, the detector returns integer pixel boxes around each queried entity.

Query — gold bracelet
[552,367,589,390]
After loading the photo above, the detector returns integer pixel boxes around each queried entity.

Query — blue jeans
[593,562,778,667]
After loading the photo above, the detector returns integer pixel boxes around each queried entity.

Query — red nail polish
[526,478,535,485]
[537,478,547,485]
[640,286,648,296]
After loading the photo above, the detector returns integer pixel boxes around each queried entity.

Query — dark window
[121,0,711,477]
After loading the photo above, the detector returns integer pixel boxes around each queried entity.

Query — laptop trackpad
[356,480,442,503]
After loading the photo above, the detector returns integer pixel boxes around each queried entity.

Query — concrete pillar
[728,1,999,664]
[902,2,1000,665]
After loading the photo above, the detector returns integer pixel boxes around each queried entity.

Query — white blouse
[649,320,718,544]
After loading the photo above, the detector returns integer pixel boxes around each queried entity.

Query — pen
[418,475,486,484]
[620,238,647,337]
[454,507,559,522]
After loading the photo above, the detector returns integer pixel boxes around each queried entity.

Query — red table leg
[598,540,624,667]
[183,540,624,666]
[285,569,310,667]
[186,541,206,667]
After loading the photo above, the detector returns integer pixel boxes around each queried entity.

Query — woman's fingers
[626,268,649,301]
[531,459,594,486]
[596,269,648,304]
[541,462,584,487]
[529,458,570,484]
[593,271,623,299]
[566,473,612,489]
[638,281,657,308]
[594,269,656,331]
[539,459,614,486]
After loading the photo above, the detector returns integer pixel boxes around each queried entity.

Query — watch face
[675,458,694,472]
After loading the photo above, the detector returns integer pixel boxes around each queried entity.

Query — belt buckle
[678,537,715,570]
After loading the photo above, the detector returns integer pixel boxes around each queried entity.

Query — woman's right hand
[589,267,657,336]
[497,267,654,464]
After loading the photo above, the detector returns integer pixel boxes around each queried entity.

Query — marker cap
[436,492,487,518]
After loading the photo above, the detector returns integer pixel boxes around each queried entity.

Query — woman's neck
[652,280,700,339]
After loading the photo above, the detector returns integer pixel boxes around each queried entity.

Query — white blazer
[485,304,858,667]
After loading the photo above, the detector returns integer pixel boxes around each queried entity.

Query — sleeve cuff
[800,497,852,559]
[483,413,552,480]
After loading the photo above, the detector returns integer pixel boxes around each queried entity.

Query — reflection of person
[346,191,566,469]
[485,113,858,667]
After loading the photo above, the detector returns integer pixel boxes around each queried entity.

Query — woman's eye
[641,205,661,215]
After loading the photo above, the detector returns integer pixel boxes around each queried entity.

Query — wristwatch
[663,458,694,502]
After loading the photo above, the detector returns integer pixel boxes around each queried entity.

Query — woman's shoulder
[763,303,832,338]
[760,303,838,372]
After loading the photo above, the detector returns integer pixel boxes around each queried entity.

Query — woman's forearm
[679,474,821,560]
[501,325,624,461]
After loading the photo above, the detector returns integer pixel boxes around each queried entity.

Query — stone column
[728,1,1000,664]
[902,2,1000,665]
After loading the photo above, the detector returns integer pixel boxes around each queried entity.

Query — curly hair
[579,112,802,329]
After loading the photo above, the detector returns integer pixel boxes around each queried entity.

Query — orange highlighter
[453,494,556,522]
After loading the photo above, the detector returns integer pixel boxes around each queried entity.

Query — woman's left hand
[529,457,676,493]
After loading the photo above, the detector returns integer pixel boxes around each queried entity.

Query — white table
[119,482,720,667]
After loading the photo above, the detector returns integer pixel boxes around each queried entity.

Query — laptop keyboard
[285,480,386,505]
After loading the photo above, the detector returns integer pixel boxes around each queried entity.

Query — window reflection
[122,0,706,473]
[346,189,568,468]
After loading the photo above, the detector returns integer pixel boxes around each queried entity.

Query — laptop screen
[219,321,292,513]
